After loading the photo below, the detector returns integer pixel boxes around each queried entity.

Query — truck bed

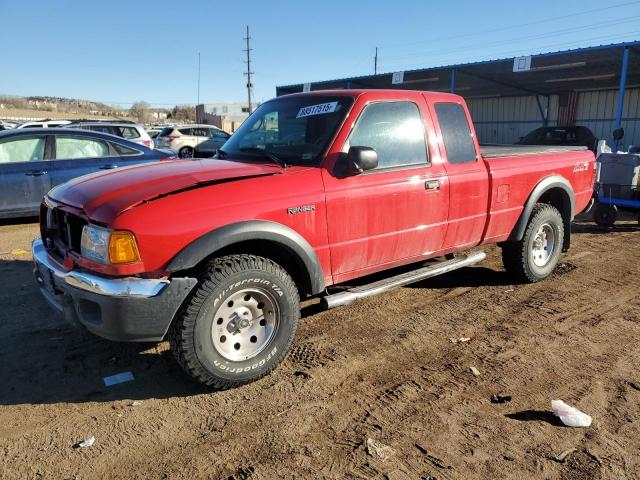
[481,144,588,158]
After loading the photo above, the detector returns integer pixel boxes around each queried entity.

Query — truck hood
[48,159,281,223]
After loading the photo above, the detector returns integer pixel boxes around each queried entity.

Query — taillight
[143,140,151,147]
[167,135,178,141]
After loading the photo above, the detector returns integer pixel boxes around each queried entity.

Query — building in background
[277,41,640,150]
[196,102,252,132]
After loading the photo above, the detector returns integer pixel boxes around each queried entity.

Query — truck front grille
[42,205,87,257]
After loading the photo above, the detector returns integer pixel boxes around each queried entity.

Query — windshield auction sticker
[296,102,338,118]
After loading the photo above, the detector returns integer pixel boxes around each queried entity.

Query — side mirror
[613,128,624,141]
[347,146,378,174]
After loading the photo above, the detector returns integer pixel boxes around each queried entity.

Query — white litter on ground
[551,400,592,427]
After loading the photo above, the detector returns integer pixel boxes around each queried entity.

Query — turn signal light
[108,231,141,264]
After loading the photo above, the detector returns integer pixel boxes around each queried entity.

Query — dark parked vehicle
[0,128,175,219]
[517,126,598,152]
[194,132,231,157]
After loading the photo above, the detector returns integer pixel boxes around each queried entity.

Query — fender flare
[509,175,575,247]
[166,220,325,295]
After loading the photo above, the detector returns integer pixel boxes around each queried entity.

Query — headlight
[81,225,140,265]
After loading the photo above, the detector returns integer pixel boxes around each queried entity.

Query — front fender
[166,220,325,295]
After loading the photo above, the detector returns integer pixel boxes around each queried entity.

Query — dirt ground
[1,217,639,480]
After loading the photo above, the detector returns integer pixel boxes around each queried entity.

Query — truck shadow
[1,256,512,406]
[0,258,210,406]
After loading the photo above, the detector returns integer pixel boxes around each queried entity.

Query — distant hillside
[0,95,173,122]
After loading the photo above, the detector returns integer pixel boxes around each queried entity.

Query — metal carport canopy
[276,41,640,99]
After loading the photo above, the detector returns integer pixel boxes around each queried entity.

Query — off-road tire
[593,202,617,227]
[178,146,194,159]
[501,203,564,283]
[168,254,300,389]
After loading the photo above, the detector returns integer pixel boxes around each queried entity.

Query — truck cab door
[427,98,490,250]
[322,96,449,284]
[0,134,52,217]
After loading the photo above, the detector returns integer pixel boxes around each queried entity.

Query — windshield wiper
[239,147,287,168]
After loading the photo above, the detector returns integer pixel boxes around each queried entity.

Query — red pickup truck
[33,90,595,388]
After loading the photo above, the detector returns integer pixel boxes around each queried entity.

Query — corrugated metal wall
[466,95,558,144]
[466,88,640,149]
[575,88,640,149]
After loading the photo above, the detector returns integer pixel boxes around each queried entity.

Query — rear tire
[593,203,617,227]
[169,254,300,389]
[501,203,564,283]
[178,147,193,159]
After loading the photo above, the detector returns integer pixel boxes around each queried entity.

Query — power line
[380,31,640,72]
[378,0,640,50]
[381,15,640,64]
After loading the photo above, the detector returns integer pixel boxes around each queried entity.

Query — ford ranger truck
[33,90,596,388]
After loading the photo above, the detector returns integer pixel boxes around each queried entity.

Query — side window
[434,103,477,164]
[119,127,140,139]
[346,101,428,169]
[178,128,193,135]
[214,130,230,139]
[112,143,142,156]
[0,137,46,163]
[55,136,110,159]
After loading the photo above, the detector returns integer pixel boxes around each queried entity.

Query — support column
[450,69,456,94]
[613,47,629,151]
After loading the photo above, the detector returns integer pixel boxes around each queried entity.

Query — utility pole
[374,47,378,75]
[197,52,201,106]
[243,25,254,114]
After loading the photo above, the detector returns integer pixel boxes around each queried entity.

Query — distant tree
[130,101,151,123]
[168,105,196,122]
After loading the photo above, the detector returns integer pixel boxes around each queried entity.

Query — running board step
[321,251,486,309]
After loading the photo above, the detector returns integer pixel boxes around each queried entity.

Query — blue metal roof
[277,40,640,98]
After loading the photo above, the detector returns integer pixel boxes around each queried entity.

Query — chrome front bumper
[32,238,197,342]
[32,239,168,299]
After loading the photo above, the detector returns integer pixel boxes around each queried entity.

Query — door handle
[25,170,47,176]
[100,164,118,169]
[425,179,440,190]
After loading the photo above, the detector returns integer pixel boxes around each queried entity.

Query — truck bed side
[481,150,596,245]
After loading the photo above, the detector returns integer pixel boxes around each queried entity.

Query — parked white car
[64,121,154,149]
[155,124,228,158]
[16,120,72,129]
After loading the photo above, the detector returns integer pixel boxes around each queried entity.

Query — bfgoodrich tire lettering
[501,203,564,283]
[169,254,299,389]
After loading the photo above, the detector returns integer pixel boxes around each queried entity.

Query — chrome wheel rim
[531,223,555,267]
[211,288,279,361]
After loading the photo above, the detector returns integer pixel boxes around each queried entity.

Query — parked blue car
[0,128,175,219]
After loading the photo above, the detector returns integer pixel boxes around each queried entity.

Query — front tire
[501,203,564,283]
[169,254,300,389]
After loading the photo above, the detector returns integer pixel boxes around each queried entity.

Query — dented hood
[47,159,280,223]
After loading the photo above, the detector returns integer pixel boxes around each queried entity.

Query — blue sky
[1,0,638,107]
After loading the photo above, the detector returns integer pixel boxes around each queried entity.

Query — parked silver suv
[155,124,229,158]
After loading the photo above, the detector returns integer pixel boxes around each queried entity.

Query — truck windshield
[220,95,354,166]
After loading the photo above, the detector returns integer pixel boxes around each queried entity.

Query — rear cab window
[434,103,477,164]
